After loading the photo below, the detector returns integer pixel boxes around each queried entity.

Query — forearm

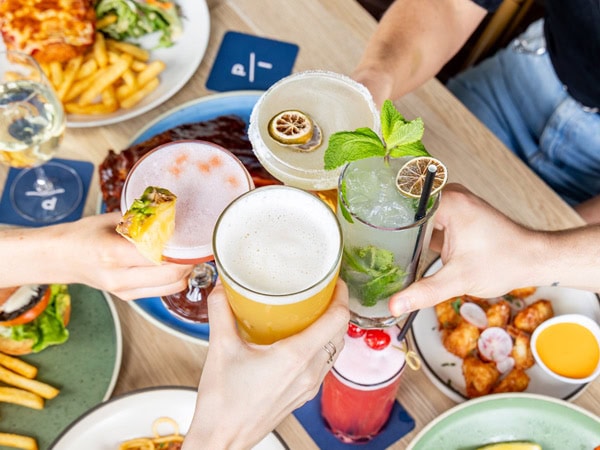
[354,0,487,100]
[575,194,600,225]
[0,224,69,287]
[526,226,600,293]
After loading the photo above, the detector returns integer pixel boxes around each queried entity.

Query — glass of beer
[212,185,343,344]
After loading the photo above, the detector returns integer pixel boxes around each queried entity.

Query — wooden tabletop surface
[1,0,598,448]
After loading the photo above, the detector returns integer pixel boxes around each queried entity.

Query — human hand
[389,184,539,316]
[47,212,193,300]
[183,279,350,450]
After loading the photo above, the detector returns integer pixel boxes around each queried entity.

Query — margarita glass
[120,139,254,322]
[248,70,379,207]
[212,185,343,344]
[321,325,407,443]
[337,156,440,328]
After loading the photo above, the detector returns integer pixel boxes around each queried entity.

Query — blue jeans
[447,19,600,206]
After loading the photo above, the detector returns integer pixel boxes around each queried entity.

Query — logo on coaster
[206,31,299,92]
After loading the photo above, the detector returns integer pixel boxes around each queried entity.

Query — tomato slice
[0,288,50,326]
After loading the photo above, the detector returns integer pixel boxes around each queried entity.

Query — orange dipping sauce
[535,322,600,379]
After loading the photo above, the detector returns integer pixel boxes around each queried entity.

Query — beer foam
[121,141,252,262]
[334,327,406,387]
[214,186,342,304]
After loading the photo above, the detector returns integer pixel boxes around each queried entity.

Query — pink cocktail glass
[321,325,406,443]
[120,139,254,322]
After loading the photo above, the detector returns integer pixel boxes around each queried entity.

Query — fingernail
[390,295,412,316]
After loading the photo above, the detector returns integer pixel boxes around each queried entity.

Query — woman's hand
[183,280,350,450]
[0,212,193,300]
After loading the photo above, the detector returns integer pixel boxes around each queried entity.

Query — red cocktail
[321,325,406,443]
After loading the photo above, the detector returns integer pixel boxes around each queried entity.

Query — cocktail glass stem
[33,166,57,193]
[186,263,216,302]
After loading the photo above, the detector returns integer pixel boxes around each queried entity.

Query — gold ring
[323,341,337,364]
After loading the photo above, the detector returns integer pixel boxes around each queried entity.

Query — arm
[0,212,193,300]
[575,194,600,225]
[183,280,350,450]
[352,0,488,105]
[389,183,600,316]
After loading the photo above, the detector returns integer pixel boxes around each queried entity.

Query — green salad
[95,0,184,48]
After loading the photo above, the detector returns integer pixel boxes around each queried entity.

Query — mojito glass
[337,156,440,328]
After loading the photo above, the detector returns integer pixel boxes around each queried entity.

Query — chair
[461,0,537,70]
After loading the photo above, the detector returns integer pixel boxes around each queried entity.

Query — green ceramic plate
[1,284,122,450]
[407,393,600,450]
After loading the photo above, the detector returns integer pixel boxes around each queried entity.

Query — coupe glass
[0,50,82,223]
[120,140,254,323]
[248,70,379,209]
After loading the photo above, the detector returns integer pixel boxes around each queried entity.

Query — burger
[0,284,71,355]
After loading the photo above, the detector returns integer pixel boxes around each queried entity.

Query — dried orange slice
[267,110,315,145]
[395,156,447,198]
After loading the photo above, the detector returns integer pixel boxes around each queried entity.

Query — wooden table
[2,0,598,448]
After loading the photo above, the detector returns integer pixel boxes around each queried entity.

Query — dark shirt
[473,0,599,109]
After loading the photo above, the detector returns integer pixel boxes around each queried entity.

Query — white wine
[0,79,65,168]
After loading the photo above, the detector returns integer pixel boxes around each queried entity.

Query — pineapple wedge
[116,186,177,264]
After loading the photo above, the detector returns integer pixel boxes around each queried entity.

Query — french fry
[106,39,149,62]
[137,60,166,87]
[64,102,119,115]
[120,77,159,109]
[78,54,132,105]
[57,56,83,101]
[93,32,108,69]
[0,387,44,410]
[102,85,117,108]
[131,60,148,72]
[49,61,63,88]
[0,366,59,400]
[0,433,38,450]
[96,13,117,29]
[63,73,98,103]
[0,353,37,379]
[76,58,98,80]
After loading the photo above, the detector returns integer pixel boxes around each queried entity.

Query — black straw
[397,164,438,343]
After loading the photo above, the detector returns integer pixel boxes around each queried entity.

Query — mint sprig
[341,245,407,306]
[324,99,429,170]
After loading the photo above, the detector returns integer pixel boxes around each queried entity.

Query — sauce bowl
[531,314,600,384]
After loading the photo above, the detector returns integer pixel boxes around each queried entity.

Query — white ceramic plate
[406,393,600,449]
[411,258,600,403]
[67,0,210,128]
[49,386,288,449]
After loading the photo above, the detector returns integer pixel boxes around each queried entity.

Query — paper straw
[397,164,438,342]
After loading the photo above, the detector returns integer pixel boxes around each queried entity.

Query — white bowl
[531,314,600,384]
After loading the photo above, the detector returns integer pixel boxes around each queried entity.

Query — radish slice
[496,356,515,374]
[478,327,513,362]
[459,302,488,329]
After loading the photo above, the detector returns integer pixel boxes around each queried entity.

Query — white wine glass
[0,50,83,223]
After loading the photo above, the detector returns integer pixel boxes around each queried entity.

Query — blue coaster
[0,158,93,227]
[206,31,299,92]
[293,387,415,449]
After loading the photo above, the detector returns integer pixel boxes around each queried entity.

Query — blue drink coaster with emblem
[206,31,299,92]
[293,387,415,449]
[0,158,93,227]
